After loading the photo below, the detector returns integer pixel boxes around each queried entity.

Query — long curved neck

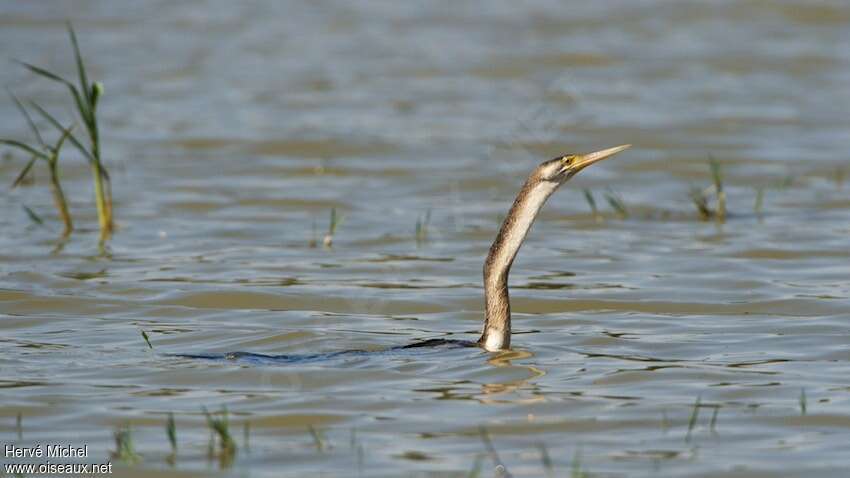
[479,178,560,351]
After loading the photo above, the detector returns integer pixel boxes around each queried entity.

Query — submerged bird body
[180,145,630,362]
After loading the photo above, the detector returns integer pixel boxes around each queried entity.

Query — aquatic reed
[16,412,22,440]
[415,208,431,245]
[570,449,588,478]
[688,157,728,221]
[799,388,807,416]
[140,330,153,349]
[203,406,237,457]
[309,218,318,248]
[323,208,342,248]
[243,421,250,452]
[604,190,628,219]
[537,443,554,478]
[18,23,113,241]
[754,187,764,216]
[709,406,719,434]
[467,454,484,478]
[685,395,701,443]
[709,155,726,221]
[166,412,177,454]
[688,186,713,221]
[22,205,45,226]
[112,424,140,464]
[478,426,512,478]
[308,425,325,453]
[582,188,600,220]
[2,93,75,236]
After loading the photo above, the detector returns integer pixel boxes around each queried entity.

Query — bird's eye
[563,156,574,165]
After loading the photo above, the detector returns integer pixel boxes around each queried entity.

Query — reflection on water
[1,0,850,476]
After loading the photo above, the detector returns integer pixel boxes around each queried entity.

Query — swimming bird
[476,144,630,351]
[179,145,630,362]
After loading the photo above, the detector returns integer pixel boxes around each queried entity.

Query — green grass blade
[7,90,46,148]
[329,208,339,235]
[29,101,95,163]
[685,395,701,442]
[67,22,93,106]
[15,60,70,84]
[166,412,177,453]
[604,191,628,218]
[754,187,764,214]
[308,425,324,453]
[582,188,597,215]
[23,205,44,225]
[708,154,723,192]
[11,156,39,188]
[18,61,93,127]
[51,125,75,158]
[0,139,48,160]
[140,330,153,349]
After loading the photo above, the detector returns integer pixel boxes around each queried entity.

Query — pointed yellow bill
[570,144,631,172]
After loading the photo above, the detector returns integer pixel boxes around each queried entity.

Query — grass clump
[688,186,713,220]
[570,449,589,478]
[112,424,140,464]
[1,93,75,236]
[709,155,726,220]
[203,406,237,465]
[688,156,727,221]
[17,22,113,242]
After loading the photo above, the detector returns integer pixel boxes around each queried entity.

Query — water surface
[1,1,849,476]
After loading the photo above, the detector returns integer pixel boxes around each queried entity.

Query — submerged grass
[688,186,713,221]
[800,388,807,416]
[16,412,22,440]
[17,22,113,242]
[537,443,554,478]
[710,406,719,434]
[604,190,628,219]
[308,425,326,453]
[415,208,432,246]
[22,205,45,226]
[467,454,485,478]
[166,412,177,455]
[754,187,764,216]
[323,208,342,248]
[2,92,75,236]
[688,156,728,221]
[582,189,600,221]
[478,426,512,478]
[685,395,702,443]
[571,449,589,478]
[203,406,237,455]
[709,154,726,220]
[112,424,140,464]
[140,330,153,349]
